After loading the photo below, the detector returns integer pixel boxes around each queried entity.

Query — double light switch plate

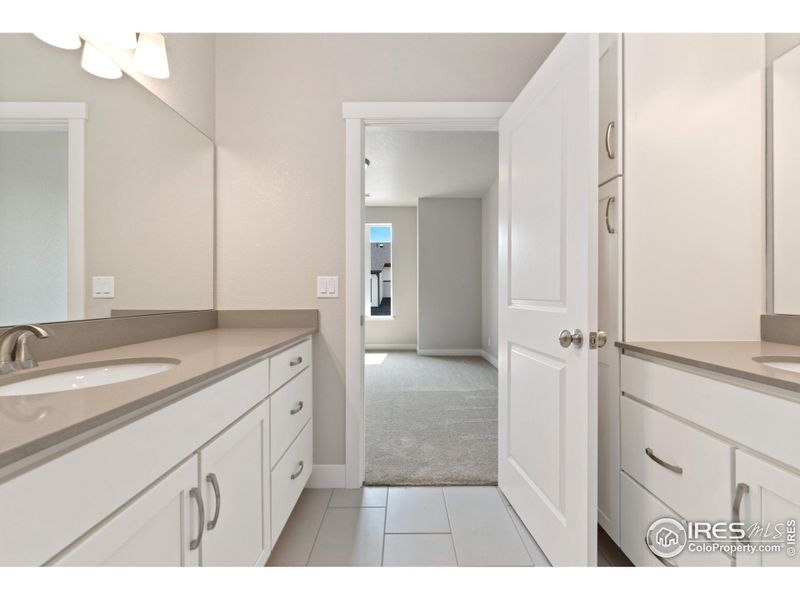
[317,276,339,298]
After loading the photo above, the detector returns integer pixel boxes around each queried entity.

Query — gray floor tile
[307,508,386,567]
[266,488,333,566]
[329,487,388,508]
[382,534,458,567]
[443,487,532,566]
[506,505,551,567]
[385,487,450,533]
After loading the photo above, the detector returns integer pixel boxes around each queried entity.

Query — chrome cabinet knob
[558,329,583,348]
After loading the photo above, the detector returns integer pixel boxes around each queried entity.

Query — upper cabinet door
[498,33,599,566]
[599,34,622,184]
[199,402,271,567]
[53,457,200,566]
[735,451,800,567]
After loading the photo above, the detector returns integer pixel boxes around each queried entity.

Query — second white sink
[0,359,180,396]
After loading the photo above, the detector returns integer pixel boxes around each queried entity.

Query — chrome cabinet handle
[189,487,205,550]
[289,356,303,367]
[604,121,616,159]
[733,483,750,542]
[290,401,304,415]
[645,448,683,475]
[558,329,583,348]
[206,473,221,531]
[604,196,616,234]
[290,461,305,480]
[644,534,677,567]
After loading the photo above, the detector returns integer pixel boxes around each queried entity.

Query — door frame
[0,101,87,321]
[342,102,509,488]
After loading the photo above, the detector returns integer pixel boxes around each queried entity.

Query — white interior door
[498,33,599,566]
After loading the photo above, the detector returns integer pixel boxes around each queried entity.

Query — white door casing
[497,33,599,566]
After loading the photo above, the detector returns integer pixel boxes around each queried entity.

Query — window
[367,224,392,317]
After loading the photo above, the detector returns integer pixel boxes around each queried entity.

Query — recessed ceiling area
[364,130,499,206]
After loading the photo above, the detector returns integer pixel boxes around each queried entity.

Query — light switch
[316,276,339,298]
[92,276,115,299]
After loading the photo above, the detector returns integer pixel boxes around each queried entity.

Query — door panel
[498,33,599,566]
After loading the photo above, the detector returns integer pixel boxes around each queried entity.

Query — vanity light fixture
[133,33,170,79]
[33,33,82,50]
[80,41,122,79]
[96,32,138,50]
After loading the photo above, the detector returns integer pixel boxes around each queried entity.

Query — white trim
[306,464,346,489]
[416,348,484,357]
[365,343,417,351]
[0,102,86,321]
[344,102,505,490]
[480,350,499,369]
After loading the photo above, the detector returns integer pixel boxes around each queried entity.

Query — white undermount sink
[0,359,180,396]
[752,356,800,374]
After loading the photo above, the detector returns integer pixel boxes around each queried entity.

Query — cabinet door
[599,33,622,183]
[200,401,270,566]
[598,177,622,544]
[53,457,200,566]
[735,451,800,567]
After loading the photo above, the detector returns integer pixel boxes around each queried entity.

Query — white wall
[0,132,68,324]
[418,197,482,352]
[624,34,765,341]
[365,207,417,347]
[215,33,560,465]
[481,179,499,360]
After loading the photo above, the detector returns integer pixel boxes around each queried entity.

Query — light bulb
[133,33,169,79]
[81,42,122,79]
[33,33,82,50]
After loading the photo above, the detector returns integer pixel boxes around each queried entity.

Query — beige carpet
[365,351,498,486]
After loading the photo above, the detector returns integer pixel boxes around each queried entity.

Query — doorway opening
[362,128,500,486]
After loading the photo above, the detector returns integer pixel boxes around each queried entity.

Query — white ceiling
[364,130,498,206]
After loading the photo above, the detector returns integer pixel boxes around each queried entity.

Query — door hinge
[589,331,608,349]
[360,315,365,327]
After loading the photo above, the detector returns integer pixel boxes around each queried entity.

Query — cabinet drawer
[621,472,731,567]
[621,396,732,522]
[270,367,312,467]
[271,419,312,544]
[270,338,312,393]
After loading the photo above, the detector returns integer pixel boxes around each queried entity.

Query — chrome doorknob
[558,329,583,348]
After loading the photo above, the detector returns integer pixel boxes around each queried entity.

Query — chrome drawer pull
[644,534,677,567]
[604,121,616,159]
[733,483,750,543]
[605,196,616,234]
[290,401,304,415]
[206,473,221,531]
[289,356,303,367]
[645,447,683,475]
[189,487,205,550]
[290,460,305,480]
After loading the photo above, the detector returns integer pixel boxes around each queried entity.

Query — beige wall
[365,207,417,347]
[481,180,499,360]
[624,34,765,341]
[215,33,560,465]
[0,34,215,322]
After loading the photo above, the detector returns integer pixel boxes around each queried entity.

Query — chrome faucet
[0,325,51,374]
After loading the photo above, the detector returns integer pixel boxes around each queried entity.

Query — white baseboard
[417,348,483,357]
[365,343,417,351]
[307,464,346,489]
[480,350,498,368]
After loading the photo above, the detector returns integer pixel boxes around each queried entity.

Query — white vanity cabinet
[0,336,313,567]
[599,33,622,184]
[619,352,800,567]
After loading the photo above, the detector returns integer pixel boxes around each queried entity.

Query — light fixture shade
[96,33,138,50]
[133,33,169,79]
[33,32,82,50]
[81,42,122,79]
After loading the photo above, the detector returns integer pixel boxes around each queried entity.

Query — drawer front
[271,419,312,544]
[621,396,732,522]
[270,338,312,393]
[270,367,313,467]
[621,472,732,567]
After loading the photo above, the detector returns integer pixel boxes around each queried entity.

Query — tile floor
[267,486,550,567]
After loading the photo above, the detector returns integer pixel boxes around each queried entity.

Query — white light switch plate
[92,276,115,299]
[317,276,339,298]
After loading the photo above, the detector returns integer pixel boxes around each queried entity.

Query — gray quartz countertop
[617,340,800,395]
[0,327,315,475]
